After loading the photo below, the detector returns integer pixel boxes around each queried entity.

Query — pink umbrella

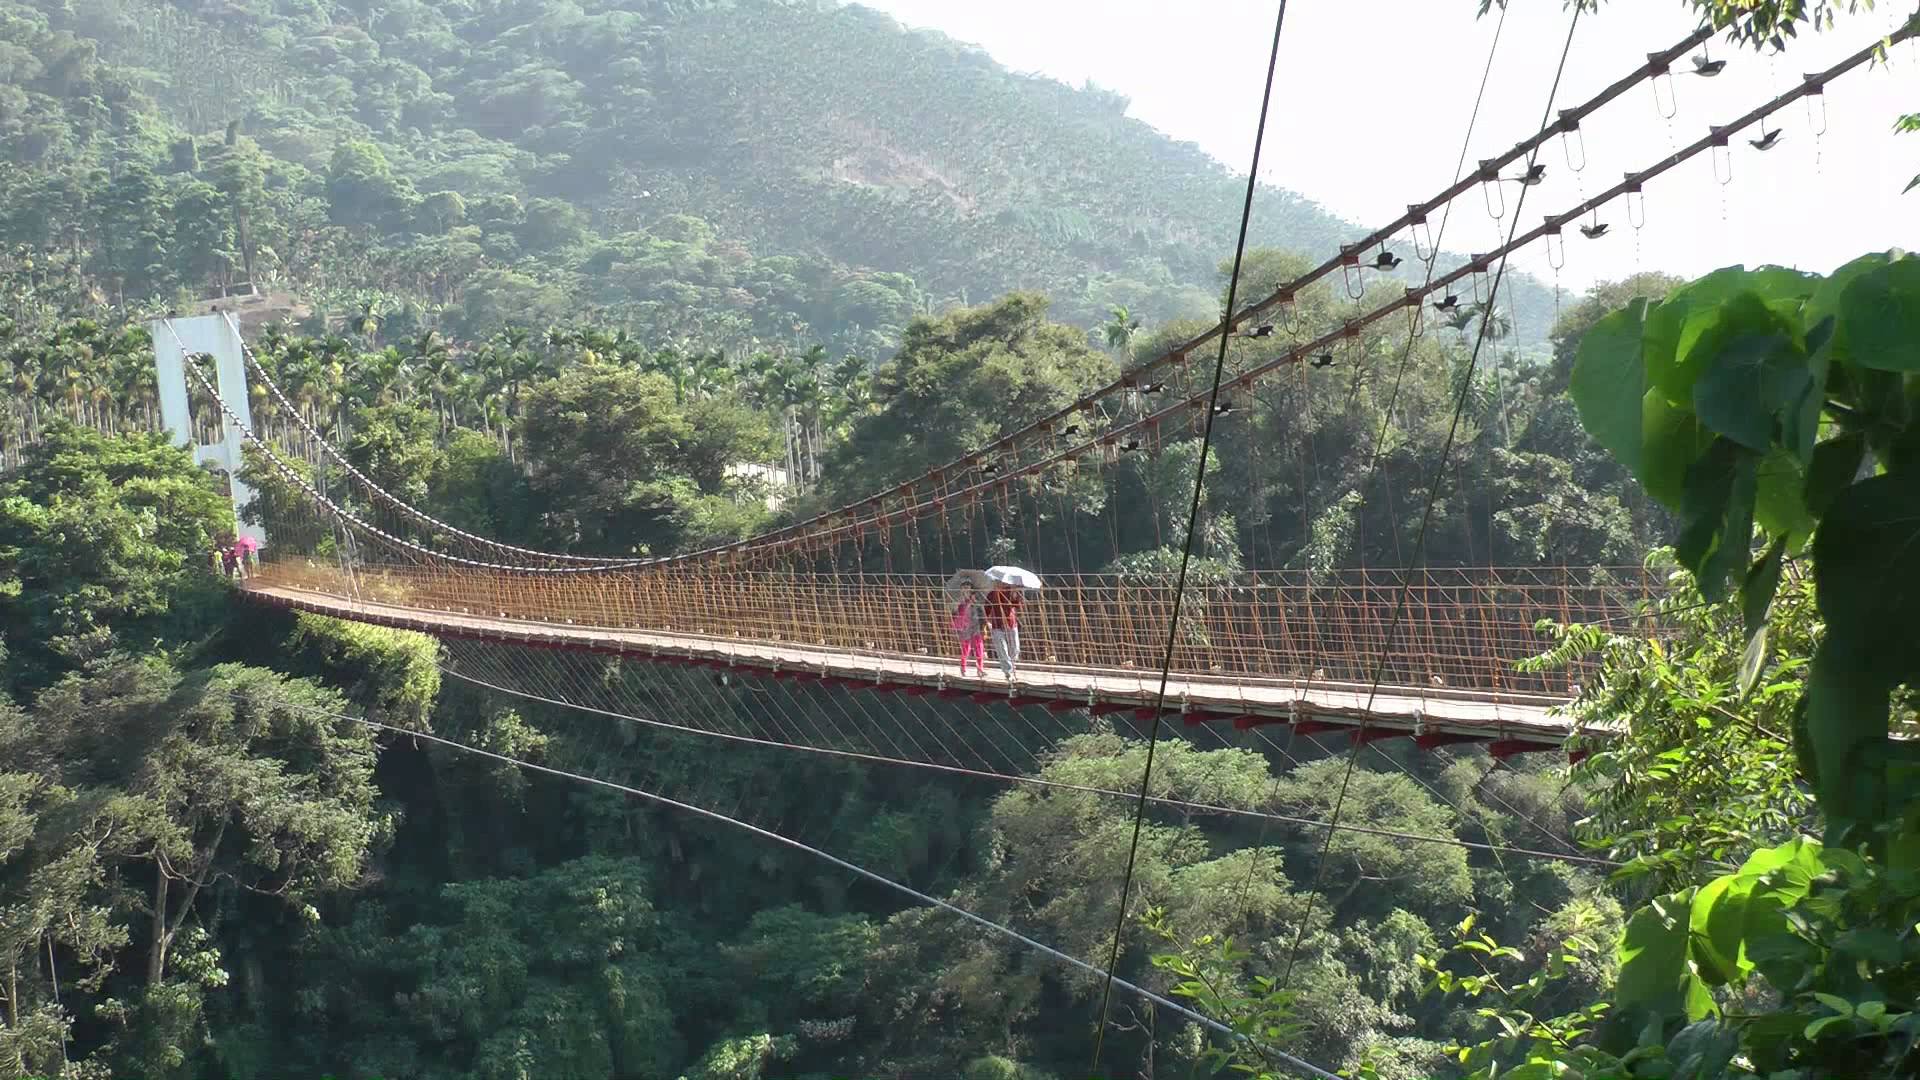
[233,535,261,554]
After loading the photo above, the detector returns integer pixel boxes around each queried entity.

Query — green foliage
[1145,906,1305,1080]
[0,656,387,1077]
[0,421,230,697]
[1567,253,1920,839]
[296,855,681,1080]
[678,1032,796,1080]
[728,906,877,1017]
[1522,557,1817,889]
[1415,908,1620,1079]
[1559,835,1920,1079]
[517,360,775,554]
[823,292,1115,497]
[0,0,1571,365]
[1272,759,1475,918]
[961,1053,1050,1080]
[1403,249,1920,1080]
[285,610,441,730]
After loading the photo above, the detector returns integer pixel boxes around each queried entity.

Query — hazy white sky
[860,0,1917,325]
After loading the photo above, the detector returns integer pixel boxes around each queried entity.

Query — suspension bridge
[237,561,1638,755]
[144,8,1915,773]
[161,277,1660,764]
[64,8,1910,1074]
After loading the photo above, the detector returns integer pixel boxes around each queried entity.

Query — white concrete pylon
[152,312,266,548]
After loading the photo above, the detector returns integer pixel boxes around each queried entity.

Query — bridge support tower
[152,312,267,550]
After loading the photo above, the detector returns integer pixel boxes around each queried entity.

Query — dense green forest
[0,246,1871,1079]
[0,279,1661,1080]
[4,0,1920,1076]
[0,0,1563,361]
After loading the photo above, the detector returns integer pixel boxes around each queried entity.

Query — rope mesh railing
[245,558,1653,701]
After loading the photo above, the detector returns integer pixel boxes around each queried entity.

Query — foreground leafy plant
[1606,835,1920,1077]
[1416,910,1619,1078]
[1568,250,1920,843]
[1143,907,1305,1079]
[1522,554,1818,894]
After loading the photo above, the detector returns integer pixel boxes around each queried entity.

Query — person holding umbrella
[942,569,993,677]
[982,565,1041,679]
[233,534,261,579]
[952,583,988,676]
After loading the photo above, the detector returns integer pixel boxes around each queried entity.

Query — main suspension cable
[1280,2,1586,991]
[1091,2,1290,1068]
[221,311,648,569]
[648,27,1716,566]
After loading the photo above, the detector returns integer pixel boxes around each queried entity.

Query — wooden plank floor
[244,584,1585,749]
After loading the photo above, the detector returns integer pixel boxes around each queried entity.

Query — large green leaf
[1738,537,1788,695]
[1692,838,1826,993]
[1783,315,1835,465]
[1676,438,1758,602]
[1570,298,1650,478]
[1667,1019,1739,1080]
[1618,888,1698,1013]
[1837,255,1920,372]
[1641,393,1714,509]
[1803,431,1865,519]
[1737,835,1827,894]
[1813,469,1920,678]
[1753,449,1814,552]
[1648,267,1818,404]
[1804,470,1920,832]
[1693,331,1808,452]
[1804,638,1894,837]
[1687,874,1747,985]
[1497,1066,1574,1080]
[1807,251,1897,368]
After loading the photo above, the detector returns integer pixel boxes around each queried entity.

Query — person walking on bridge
[951,584,988,677]
[985,583,1023,679]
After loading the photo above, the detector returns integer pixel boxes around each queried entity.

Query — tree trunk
[235,204,256,289]
[148,867,169,985]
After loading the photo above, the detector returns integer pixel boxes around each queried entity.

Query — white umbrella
[984,565,1043,589]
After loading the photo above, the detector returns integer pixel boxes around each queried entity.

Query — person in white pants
[985,584,1024,679]
[991,624,1020,678]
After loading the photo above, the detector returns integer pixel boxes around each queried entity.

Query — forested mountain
[0,0,1556,356]
[3,0,1912,1076]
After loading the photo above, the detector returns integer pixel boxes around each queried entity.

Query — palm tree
[1102,304,1140,361]
[687,349,734,401]
[409,330,456,432]
[1459,302,1512,343]
[348,297,383,345]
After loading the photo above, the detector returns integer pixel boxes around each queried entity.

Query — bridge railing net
[247,554,1656,700]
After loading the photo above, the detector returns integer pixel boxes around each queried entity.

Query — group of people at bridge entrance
[946,566,1040,679]
[213,534,260,580]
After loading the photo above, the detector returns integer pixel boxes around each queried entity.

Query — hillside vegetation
[5,0,1907,1077]
[0,0,1554,355]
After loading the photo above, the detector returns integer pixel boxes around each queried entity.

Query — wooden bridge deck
[244,583,1590,758]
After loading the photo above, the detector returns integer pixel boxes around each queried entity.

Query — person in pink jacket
[951,584,988,676]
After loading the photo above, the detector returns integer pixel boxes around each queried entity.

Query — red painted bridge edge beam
[243,591,1582,764]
